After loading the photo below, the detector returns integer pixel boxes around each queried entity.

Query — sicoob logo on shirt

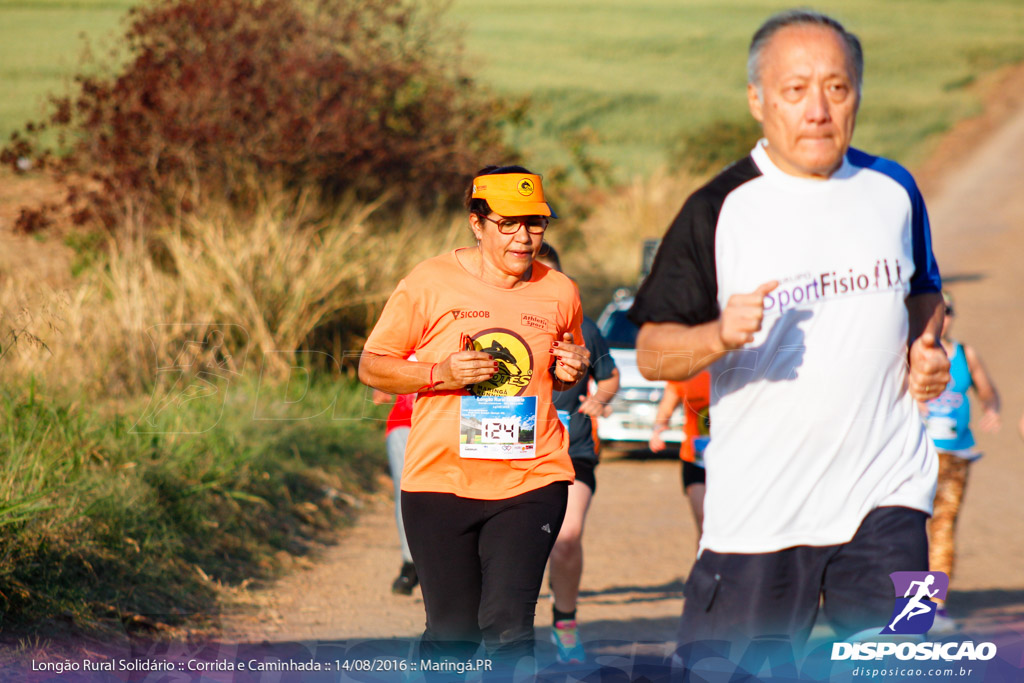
[469,329,534,397]
[881,571,949,635]
[451,310,490,320]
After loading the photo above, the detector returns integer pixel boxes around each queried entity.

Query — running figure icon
[888,574,940,631]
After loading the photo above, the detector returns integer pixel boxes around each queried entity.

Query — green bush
[0,379,387,637]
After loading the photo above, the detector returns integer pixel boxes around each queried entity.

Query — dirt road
[217,456,695,651]
[217,66,1024,678]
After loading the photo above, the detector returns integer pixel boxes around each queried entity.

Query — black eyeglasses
[479,214,549,235]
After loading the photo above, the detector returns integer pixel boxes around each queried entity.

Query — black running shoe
[391,562,418,595]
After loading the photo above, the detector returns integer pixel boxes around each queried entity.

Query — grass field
[1,1,1022,179]
[448,0,1024,179]
[0,0,133,143]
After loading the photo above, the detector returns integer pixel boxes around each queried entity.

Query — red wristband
[418,363,441,393]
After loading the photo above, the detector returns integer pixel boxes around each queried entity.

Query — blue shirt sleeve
[906,188,942,295]
[847,148,942,295]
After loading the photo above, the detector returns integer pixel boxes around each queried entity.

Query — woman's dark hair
[464,164,533,214]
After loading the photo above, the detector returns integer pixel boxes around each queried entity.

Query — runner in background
[535,243,619,665]
[371,390,418,595]
[649,372,711,537]
[359,165,589,676]
[921,291,1001,633]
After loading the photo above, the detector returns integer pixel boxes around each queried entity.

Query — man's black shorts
[678,506,929,651]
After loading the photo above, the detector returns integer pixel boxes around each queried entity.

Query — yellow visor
[471,173,555,217]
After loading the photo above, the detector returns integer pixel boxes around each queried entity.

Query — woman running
[359,166,589,674]
[922,291,1001,633]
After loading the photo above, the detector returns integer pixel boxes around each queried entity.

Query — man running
[630,8,951,654]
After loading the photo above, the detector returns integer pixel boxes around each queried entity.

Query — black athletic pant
[402,481,569,670]
[677,505,929,659]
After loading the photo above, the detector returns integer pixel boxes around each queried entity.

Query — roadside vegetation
[0,190,470,638]
[5,1,1024,182]
[1,0,1022,645]
[2,0,511,230]
[0,0,485,642]
[0,377,384,638]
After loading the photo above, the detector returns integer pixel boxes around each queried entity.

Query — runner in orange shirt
[359,166,590,674]
[649,372,711,536]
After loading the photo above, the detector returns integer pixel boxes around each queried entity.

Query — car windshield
[601,310,639,349]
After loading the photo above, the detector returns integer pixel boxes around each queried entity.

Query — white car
[594,292,685,450]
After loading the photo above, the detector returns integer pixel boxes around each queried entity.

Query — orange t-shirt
[363,249,582,500]
[668,371,711,463]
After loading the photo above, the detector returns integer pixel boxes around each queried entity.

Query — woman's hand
[434,350,499,390]
[978,407,1001,433]
[551,332,590,385]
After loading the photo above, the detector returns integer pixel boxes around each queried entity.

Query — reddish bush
[3,0,513,230]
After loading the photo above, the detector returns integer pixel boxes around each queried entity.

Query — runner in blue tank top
[922,291,1001,633]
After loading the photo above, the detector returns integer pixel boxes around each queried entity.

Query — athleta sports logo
[468,329,534,397]
[521,313,550,331]
[882,571,949,635]
[451,309,490,320]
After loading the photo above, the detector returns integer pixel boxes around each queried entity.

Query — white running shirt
[630,141,941,554]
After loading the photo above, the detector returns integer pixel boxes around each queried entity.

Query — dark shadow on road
[603,447,676,461]
[939,272,988,284]
[564,615,679,649]
[578,577,685,602]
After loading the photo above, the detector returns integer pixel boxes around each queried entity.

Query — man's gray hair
[747,9,863,95]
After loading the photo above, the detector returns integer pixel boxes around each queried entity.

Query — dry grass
[0,167,708,395]
[0,193,469,396]
[563,166,706,301]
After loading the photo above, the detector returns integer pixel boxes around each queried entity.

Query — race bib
[459,396,537,460]
[692,436,710,468]
[925,416,957,441]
